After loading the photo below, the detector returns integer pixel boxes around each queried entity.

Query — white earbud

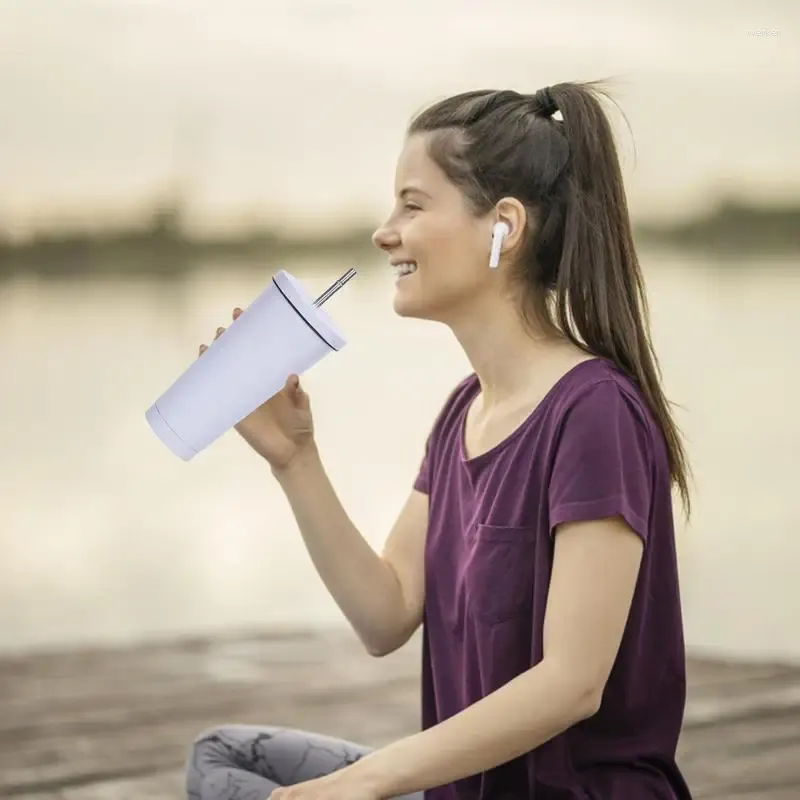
[489,221,509,269]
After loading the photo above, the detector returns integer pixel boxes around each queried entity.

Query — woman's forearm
[350,658,599,796]
[272,445,412,655]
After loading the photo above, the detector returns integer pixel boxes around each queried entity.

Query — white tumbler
[146,268,355,461]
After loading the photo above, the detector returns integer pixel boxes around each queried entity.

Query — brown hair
[408,81,691,515]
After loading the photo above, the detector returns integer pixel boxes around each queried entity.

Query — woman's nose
[372,221,400,252]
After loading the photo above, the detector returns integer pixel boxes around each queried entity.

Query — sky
[0,0,797,235]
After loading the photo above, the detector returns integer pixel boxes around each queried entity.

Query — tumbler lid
[272,270,347,351]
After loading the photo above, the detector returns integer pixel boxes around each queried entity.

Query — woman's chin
[392,294,421,318]
[393,281,450,322]
[392,279,421,317]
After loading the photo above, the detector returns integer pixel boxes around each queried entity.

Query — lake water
[1,250,798,661]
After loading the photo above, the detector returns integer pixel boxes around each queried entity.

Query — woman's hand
[269,768,383,800]
[199,307,316,469]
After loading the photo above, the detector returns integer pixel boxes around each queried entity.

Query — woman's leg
[186,724,421,800]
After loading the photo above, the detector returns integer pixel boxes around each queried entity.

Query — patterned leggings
[185,724,424,800]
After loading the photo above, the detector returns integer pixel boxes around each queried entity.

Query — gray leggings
[186,724,423,800]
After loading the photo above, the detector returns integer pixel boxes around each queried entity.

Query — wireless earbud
[489,221,509,269]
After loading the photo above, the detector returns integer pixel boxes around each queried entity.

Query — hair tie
[530,87,558,119]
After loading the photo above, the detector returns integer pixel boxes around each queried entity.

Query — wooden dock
[1,629,799,799]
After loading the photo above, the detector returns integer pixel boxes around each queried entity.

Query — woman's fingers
[199,311,241,356]
[199,324,225,356]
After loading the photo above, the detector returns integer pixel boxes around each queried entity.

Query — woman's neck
[448,295,581,410]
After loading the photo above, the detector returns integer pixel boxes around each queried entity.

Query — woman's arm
[348,515,644,796]
[273,446,428,657]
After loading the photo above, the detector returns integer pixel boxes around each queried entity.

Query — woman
[186,82,693,800]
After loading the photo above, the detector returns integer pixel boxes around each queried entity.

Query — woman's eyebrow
[399,186,431,199]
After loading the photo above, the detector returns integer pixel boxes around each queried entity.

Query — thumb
[294,381,310,411]
[286,374,309,408]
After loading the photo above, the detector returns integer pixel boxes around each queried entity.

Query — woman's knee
[185,725,249,797]
[191,725,238,761]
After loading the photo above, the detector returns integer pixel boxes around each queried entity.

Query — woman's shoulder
[548,358,668,467]
[551,358,655,425]
[431,372,480,430]
[420,372,479,446]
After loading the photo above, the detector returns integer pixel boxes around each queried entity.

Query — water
[1,251,799,661]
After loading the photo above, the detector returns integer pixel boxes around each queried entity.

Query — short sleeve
[413,433,432,494]
[548,380,653,544]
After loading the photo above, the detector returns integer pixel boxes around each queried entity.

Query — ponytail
[545,82,691,515]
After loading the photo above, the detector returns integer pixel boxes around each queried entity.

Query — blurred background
[0,0,799,796]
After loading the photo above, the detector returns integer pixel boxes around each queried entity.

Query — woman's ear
[494,197,528,251]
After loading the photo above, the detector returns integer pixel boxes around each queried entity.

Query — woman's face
[372,133,496,324]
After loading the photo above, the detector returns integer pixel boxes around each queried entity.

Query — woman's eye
[404,203,421,212]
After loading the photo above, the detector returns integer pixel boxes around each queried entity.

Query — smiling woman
[184,81,694,800]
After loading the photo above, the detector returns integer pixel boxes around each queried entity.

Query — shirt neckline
[459,357,605,466]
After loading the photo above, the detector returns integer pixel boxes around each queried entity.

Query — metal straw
[313,267,358,307]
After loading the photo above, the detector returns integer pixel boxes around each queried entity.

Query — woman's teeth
[395,262,417,277]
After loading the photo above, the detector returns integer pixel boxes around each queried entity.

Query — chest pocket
[463,523,536,625]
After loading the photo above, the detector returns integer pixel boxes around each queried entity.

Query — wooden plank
[1,630,799,798]
[60,772,183,800]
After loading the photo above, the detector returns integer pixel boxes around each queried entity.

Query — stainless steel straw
[313,267,358,307]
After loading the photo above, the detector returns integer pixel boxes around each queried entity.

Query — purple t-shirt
[414,358,691,799]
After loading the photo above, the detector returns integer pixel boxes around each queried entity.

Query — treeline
[1,196,797,280]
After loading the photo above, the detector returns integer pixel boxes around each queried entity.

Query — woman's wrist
[340,749,400,798]
[270,441,321,481]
